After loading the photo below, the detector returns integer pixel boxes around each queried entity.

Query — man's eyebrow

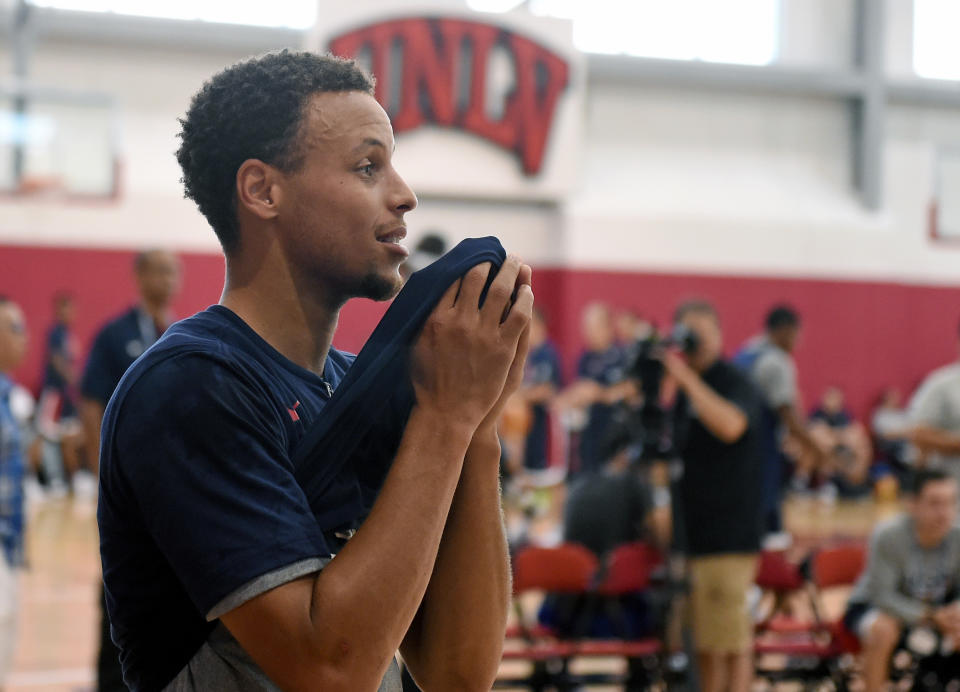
[354,137,396,153]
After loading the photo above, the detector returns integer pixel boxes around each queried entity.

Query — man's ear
[236,159,281,221]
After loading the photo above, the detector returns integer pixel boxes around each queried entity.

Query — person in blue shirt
[80,249,180,692]
[98,51,532,692]
[40,293,78,417]
[0,296,28,686]
[518,308,562,472]
[35,293,83,493]
[559,303,634,475]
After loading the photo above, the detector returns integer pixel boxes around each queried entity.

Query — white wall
[563,81,960,285]
[2,0,960,286]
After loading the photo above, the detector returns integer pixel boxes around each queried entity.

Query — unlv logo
[329,18,570,176]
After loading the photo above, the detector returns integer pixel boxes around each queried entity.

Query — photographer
[664,300,764,692]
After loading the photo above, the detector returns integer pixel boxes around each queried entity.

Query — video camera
[610,324,701,461]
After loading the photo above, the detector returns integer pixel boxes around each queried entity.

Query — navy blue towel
[292,236,507,532]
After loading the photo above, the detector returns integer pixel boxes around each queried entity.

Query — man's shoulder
[918,362,960,391]
[108,312,262,413]
[870,514,912,549]
[94,306,139,340]
[753,344,792,370]
[714,360,761,396]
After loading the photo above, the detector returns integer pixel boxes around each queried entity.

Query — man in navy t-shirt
[519,309,562,471]
[559,303,633,475]
[81,249,180,692]
[98,51,533,692]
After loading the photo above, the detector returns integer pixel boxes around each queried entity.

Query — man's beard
[356,270,402,302]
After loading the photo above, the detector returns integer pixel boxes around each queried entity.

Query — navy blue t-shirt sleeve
[576,351,591,380]
[81,328,119,405]
[110,354,330,617]
[548,347,563,387]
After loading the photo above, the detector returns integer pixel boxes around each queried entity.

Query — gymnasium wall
[2,0,960,422]
[3,243,957,424]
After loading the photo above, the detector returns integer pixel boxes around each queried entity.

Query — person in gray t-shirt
[845,470,960,692]
[735,305,825,541]
[909,324,960,483]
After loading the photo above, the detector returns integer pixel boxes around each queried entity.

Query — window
[914,0,960,80]
[468,0,779,65]
[27,0,316,30]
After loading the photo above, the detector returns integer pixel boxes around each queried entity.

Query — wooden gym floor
[7,492,897,691]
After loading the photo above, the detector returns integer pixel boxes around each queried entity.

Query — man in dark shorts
[98,51,532,692]
[844,469,960,692]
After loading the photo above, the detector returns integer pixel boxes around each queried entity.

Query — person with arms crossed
[98,51,532,692]
[666,300,765,692]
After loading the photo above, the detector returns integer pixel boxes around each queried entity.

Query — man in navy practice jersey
[81,249,181,692]
[97,51,532,692]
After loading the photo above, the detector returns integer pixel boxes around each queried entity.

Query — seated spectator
[794,386,872,499]
[872,387,915,474]
[564,432,666,557]
[844,469,960,692]
[539,428,666,638]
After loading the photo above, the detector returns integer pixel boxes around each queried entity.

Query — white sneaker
[72,470,98,501]
[817,482,838,506]
[762,531,793,551]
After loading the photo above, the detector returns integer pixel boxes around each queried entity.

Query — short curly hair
[176,50,375,254]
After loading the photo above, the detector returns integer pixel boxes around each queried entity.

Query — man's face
[913,479,959,543]
[0,303,27,373]
[777,325,800,353]
[581,304,613,351]
[274,91,417,303]
[530,313,547,347]
[55,298,74,325]
[137,251,181,308]
[821,387,844,414]
[680,311,723,371]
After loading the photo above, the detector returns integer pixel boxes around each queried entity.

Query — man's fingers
[514,321,531,369]
[457,263,490,309]
[517,263,532,289]
[439,276,462,309]
[482,255,522,325]
[503,283,533,339]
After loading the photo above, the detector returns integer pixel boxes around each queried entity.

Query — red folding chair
[754,549,810,635]
[575,542,665,688]
[755,542,866,689]
[498,543,598,688]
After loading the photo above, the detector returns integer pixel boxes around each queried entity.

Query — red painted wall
[2,243,958,421]
[532,267,960,420]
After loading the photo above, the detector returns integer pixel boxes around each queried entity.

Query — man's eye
[358,163,375,176]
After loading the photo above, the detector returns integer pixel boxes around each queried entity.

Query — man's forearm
[680,375,747,443]
[227,407,478,691]
[910,425,960,455]
[402,429,510,691]
[79,397,105,473]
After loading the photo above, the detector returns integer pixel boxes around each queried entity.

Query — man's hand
[476,264,533,437]
[661,347,748,444]
[660,348,696,391]
[412,256,533,434]
[932,603,960,640]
